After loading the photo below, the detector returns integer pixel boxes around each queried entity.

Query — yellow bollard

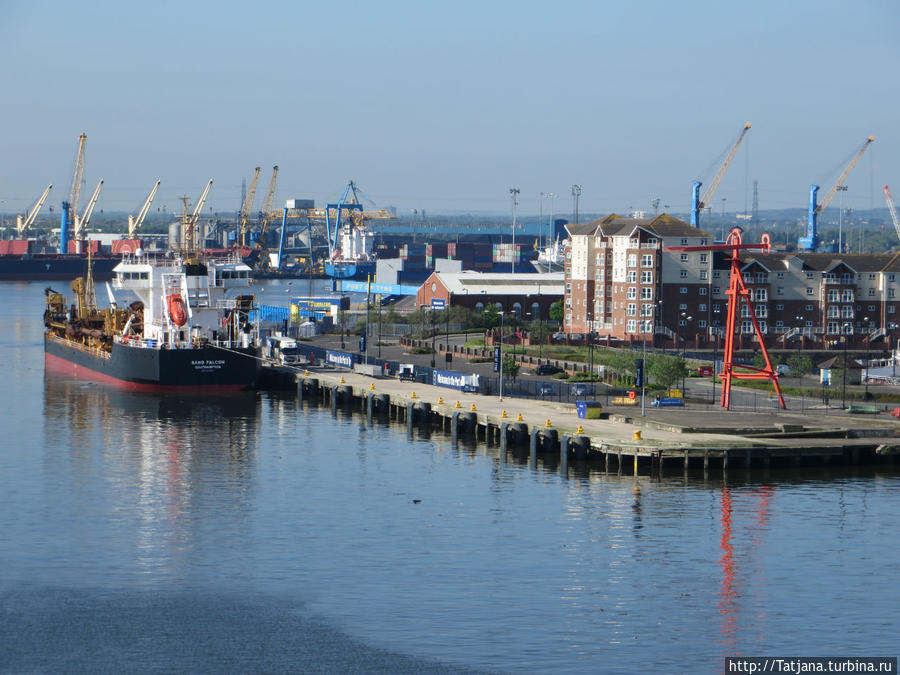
[633,429,642,440]
[455,400,462,409]
[340,377,345,384]
[576,425,583,434]
[304,369,309,376]
[438,397,444,405]
[516,413,524,422]
[545,419,552,427]
[411,391,417,399]
[634,454,639,473]
[369,383,376,390]
[470,403,477,412]
[501,410,508,419]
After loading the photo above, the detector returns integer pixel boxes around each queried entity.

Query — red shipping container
[67,240,101,254]
[2,239,32,255]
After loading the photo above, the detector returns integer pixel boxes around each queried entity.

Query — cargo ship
[0,239,121,280]
[44,252,259,391]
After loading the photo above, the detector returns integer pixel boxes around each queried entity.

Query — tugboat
[43,251,260,391]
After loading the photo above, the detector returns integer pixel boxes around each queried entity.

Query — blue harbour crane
[691,122,751,229]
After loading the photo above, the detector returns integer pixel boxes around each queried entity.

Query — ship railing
[50,333,112,360]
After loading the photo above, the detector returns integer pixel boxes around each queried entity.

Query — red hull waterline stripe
[44,352,249,393]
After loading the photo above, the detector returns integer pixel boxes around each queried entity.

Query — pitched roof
[434,271,565,297]
[568,213,712,239]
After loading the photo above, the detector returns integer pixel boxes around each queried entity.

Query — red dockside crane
[666,227,786,410]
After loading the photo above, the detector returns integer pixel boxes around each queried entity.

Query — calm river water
[1,280,898,673]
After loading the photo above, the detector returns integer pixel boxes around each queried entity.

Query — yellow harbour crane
[16,184,53,236]
[238,167,261,247]
[181,179,213,252]
[127,180,161,238]
[60,133,87,253]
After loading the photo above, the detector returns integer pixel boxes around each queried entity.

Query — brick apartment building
[563,213,900,351]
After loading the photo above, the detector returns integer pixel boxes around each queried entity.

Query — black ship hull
[0,255,120,281]
[45,334,259,391]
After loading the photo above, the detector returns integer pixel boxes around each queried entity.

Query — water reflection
[42,373,260,586]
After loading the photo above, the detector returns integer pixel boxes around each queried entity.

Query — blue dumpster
[576,401,603,419]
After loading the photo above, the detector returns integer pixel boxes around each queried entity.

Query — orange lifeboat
[167,293,187,327]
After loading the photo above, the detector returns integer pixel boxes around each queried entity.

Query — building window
[680,253,689,262]
[890,274,896,282]
[628,254,637,267]
[699,320,707,328]
[678,319,687,327]
[827,321,839,334]
[890,289,896,299]
[827,306,840,318]
[869,273,876,280]
[807,273,814,279]
[741,321,753,334]
[648,238,658,245]
[626,319,636,332]
[641,255,653,267]
[841,306,854,319]
[700,254,708,263]
[680,238,688,245]
[699,288,707,296]
[777,287,784,295]
[775,320,784,327]
[842,290,853,302]
[699,303,707,312]
[680,269,688,278]
[868,305,876,311]
[641,303,653,317]
[890,306,896,314]
[679,303,688,310]
[806,304,814,311]
[755,289,767,302]
[713,287,720,295]
[713,304,720,313]
[776,304,784,311]
[828,289,840,302]
[806,288,814,295]
[756,305,767,318]
[700,271,708,280]
[475,302,485,313]
[680,287,688,294]
[777,272,784,279]
[641,287,653,300]
[626,303,636,316]
[641,271,653,284]
[868,289,875,296]
[627,287,637,299]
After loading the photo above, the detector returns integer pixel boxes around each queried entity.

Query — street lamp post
[680,312,692,394]
[499,310,505,402]
[571,185,582,225]
[430,308,436,368]
[837,185,848,253]
[464,288,469,344]
[864,316,870,400]
[841,322,851,409]
[509,188,520,274]
[546,193,557,272]
[377,294,382,359]
[641,316,649,416]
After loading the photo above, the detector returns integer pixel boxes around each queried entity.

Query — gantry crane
[691,122,751,228]
[238,167,261,247]
[884,185,900,244]
[15,184,52,236]
[127,180,161,238]
[60,133,87,253]
[73,178,104,252]
[323,180,394,258]
[798,135,874,251]
[181,179,213,252]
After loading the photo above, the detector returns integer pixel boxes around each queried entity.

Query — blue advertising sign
[431,369,480,391]
[493,346,501,373]
[325,350,357,369]
[431,298,446,308]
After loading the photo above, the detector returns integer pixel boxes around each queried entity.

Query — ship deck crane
[884,185,900,244]
[691,122,751,228]
[60,133,87,253]
[181,179,213,252]
[128,180,161,238]
[74,179,104,252]
[238,167,261,247]
[323,180,394,257]
[798,135,874,251]
[16,184,52,236]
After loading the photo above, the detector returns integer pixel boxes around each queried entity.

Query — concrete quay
[280,365,900,474]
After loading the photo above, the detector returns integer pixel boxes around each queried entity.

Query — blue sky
[1,0,897,219]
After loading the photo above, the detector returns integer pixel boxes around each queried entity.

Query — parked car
[538,383,555,396]
[571,383,594,397]
[535,364,563,375]
[776,364,791,376]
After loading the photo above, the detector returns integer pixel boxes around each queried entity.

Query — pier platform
[282,365,900,473]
